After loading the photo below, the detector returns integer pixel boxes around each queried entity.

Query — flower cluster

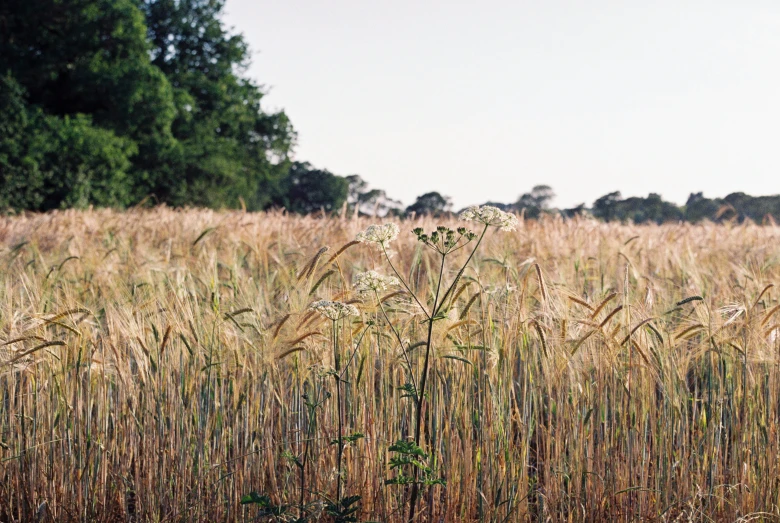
[309,300,359,321]
[459,205,518,231]
[356,223,400,248]
[353,270,399,293]
[413,225,476,251]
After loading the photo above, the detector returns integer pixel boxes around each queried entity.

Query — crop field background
[2,208,780,522]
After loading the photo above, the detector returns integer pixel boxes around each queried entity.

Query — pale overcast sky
[223,1,780,209]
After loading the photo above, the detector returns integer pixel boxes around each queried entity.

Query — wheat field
[2,208,780,522]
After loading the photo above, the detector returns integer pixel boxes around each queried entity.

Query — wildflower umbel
[353,270,399,293]
[356,223,400,248]
[309,300,359,321]
[459,205,518,231]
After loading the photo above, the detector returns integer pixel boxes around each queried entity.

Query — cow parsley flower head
[356,223,400,248]
[353,270,399,293]
[459,205,518,231]
[309,300,359,321]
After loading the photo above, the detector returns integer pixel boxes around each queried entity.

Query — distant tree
[592,191,622,221]
[346,175,369,206]
[591,191,682,224]
[561,203,587,219]
[272,162,348,214]
[468,201,514,212]
[345,175,403,216]
[516,185,555,219]
[0,0,177,142]
[623,193,682,224]
[518,185,555,209]
[405,192,452,216]
[721,192,780,223]
[684,192,721,223]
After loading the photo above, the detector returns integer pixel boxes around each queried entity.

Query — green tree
[722,192,780,223]
[346,175,403,216]
[592,191,622,221]
[516,184,555,219]
[561,203,587,218]
[137,0,295,209]
[592,191,683,224]
[0,0,174,209]
[623,193,682,224]
[684,192,721,223]
[272,162,349,214]
[0,0,295,211]
[405,192,452,217]
[0,0,176,140]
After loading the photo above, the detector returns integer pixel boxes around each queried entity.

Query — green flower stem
[408,251,446,523]
[408,223,488,523]
[338,325,371,380]
[381,244,431,320]
[375,291,419,394]
[435,224,489,316]
[332,319,344,505]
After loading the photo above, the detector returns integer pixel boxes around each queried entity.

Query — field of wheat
[2,208,780,522]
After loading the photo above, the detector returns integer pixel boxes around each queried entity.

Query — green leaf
[240,492,270,506]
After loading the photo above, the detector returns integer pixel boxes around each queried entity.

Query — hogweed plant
[243,300,369,522]
[308,301,359,508]
[357,206,518,523]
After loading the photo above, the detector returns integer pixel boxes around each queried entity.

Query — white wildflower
[356,223,400,248]
[353,270,399,293]
[459,205,518,231]
[310,300,359,321]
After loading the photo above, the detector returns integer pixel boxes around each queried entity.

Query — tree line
[588,190,780,224]
[397,186,780,224]
[1,1,779,223]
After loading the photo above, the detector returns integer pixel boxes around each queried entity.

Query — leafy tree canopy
[405,192,452,217]
[591,191,683,224]
[137,0,295,209]
[272,162,349,215]
[0,0,294,211]
[516,184,555,219]
[346,175,403,216]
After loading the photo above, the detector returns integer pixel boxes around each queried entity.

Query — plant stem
[408,252,446,523]
[435,224,489,316]
[299,383,315,518]
[333,320,344,505]
[382,244,431,320]
[375,292,418,393]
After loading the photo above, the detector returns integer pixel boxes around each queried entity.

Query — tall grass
[1,207,780,521]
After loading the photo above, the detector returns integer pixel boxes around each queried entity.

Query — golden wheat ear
[591,292,618,319]
[296,246,329,284]
[327,240,360,265]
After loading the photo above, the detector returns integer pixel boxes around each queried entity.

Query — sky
[222,1,780,210]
